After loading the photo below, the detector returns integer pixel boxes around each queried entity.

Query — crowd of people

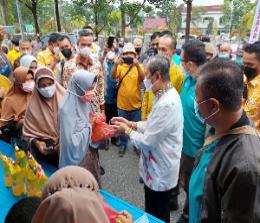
[0,23,259,223]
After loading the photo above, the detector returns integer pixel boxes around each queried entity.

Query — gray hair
[19,38,31,45]
[147,55,170,81]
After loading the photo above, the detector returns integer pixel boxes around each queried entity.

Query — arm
[220,169,260,222]
[129,104,176,151]
[49,54,60,71]
[133,59,145,82]
[111,56,123,79]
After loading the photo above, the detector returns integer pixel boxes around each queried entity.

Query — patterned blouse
[63,56,105,113]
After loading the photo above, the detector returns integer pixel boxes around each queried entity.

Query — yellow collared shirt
[7,49,21,65]
[141,63,184,120]
[243,74,260,130]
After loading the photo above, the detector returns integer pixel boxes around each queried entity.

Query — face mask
[244,66,258,79]
[143,78,153,91]
[123,57,133,65]
[53,47,60,55]
[78,47,92,57]
[61,48,72,59]
[135,48,142,54]
[22,81,35,93]
[218,53,230,59]
[0,64,12,77]
[38,84,56,98]
[235,57,243,66]
[80,90,95,103]
[194,99,220,124]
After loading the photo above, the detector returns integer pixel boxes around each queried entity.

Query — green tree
[0,0,8,25]
[54,0,61,32]
[71,0,115,37]
[222,0,252,34]
[19,0,45,34]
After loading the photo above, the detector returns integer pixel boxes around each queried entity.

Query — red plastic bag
[90,112,116,142]
[103,201,120,223]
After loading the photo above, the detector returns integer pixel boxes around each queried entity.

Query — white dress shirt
[129,88,183,191]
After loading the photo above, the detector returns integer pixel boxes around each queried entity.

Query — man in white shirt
[112,55,184,223]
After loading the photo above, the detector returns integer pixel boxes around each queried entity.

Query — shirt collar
[245,73,260,87]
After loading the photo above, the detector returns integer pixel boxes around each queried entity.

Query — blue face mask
[194,99,220,124]
[218,53,230,59]
[235,57,243,65]
[0,64,12,77]
[38,84,56,98]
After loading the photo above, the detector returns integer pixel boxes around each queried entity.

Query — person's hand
[133,58,139,66]
[111,117,130,126]
[115,56,123,65]
[35,140,48,155]
[0,26,5,41]
[112,122,129,135]
[116,211,133,223]
[53,54,60,63]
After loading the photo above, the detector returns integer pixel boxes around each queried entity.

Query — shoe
[176,215,189,223]
[139,177,144,184]
[119,145,126,157]
[170,197,179,211]
[100,166,105,175]
[111,138,120,147]
[134,147,141,156]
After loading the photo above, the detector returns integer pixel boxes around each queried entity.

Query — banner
[249,0,260,43]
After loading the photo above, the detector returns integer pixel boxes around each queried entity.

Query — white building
[181,5,225,34]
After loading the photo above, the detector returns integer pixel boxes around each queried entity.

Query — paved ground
[100,144,185,223]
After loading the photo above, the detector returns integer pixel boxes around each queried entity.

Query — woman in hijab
[20,54,38,72]
[0,67,34,146]
[23,67,65,167]
[58,70,103,185]
[32,166,133,223]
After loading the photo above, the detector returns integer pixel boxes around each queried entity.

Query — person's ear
[209,98,220,112]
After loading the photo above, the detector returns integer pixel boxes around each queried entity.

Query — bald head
[219,42,232,55]
[133,38,143,48]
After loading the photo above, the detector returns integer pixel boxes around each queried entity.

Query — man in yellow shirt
[37,33,61,74]
[7,36,21,65]
[141,31,184,120]
[242,42,260,130]
[111,42,145,157]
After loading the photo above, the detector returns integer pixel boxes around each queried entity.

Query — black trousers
[179,153,195,219]
[144,185,171,223]
[105,103,118,144]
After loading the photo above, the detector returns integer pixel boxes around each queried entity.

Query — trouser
[144,185,171,223]
[179,153,195,219]
[105,103,118,144]
[117,108,141,147]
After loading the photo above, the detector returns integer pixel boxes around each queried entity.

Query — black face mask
[244,66,257,79]
[61,48,72,59]
[135,48,142,54]
[123,57,133,65]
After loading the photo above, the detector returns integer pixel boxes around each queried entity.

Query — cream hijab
[32,166,110,223]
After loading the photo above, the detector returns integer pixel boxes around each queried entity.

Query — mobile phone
[107,36,115,49]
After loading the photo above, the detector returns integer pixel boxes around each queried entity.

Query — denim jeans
[117,108,141,147]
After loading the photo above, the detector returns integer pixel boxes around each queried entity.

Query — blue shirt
[105,62,117,105]
[189,140,219,223]
[180,74,206,158]
[172,54,181,66]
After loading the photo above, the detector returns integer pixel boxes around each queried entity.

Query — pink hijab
[32,166,110,223]
[23,67,65,145]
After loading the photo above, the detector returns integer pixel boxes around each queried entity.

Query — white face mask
[38,84,56,98]
[53,47,60,55]
[143,78,153,91]
[78,47,92,57]
[22,81,35,93]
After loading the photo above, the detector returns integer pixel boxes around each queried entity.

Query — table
[0,140,164,223]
